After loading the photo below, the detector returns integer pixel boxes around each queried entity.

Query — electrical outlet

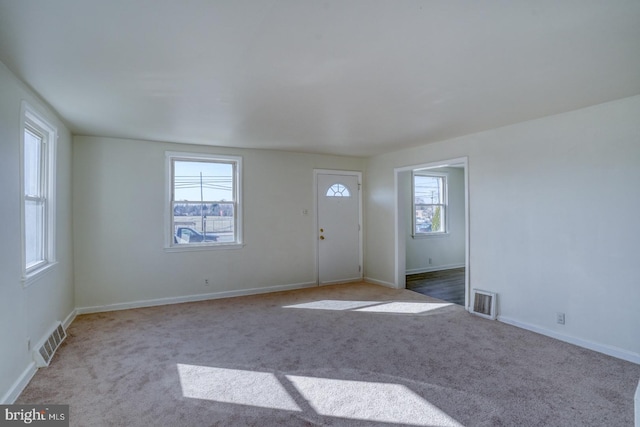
[428,258,432,265]
[556,312,565,325]
[204,278,210,286]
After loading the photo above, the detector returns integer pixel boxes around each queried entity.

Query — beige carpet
[17,283,640,426]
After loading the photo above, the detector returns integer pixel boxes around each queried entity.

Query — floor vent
[33,322,67,367]
[471,289,497,320]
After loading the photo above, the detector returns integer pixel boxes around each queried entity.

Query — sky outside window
[414,175,443,204]
[174,160,233,201]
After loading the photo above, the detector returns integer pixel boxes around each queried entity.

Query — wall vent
[471,289,497,320]
[33,322,67,367]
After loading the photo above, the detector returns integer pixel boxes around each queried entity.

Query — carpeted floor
[17,282,640,426]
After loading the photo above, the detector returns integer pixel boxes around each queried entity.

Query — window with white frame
[21,103,57,282]
[413,172,447,235]
[326,183,351,197]
[166,152,242,249]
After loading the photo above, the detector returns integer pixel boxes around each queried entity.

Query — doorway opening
[406,268,465,305]
[394,158,469,308]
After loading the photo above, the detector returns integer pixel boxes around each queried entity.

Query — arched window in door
[326,183,351,197]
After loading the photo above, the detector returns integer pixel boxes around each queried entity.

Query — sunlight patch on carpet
[286,375,464,426]
[177,364,463,425]
[177,364,301,411]
[355,301,452,314]
[282,300,380,310]
[283,300,452,314]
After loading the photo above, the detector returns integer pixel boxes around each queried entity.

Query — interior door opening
[394,158,469,308]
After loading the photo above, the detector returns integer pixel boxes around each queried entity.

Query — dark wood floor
[406,267,465,306]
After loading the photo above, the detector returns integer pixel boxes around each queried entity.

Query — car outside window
[165,152,242,250]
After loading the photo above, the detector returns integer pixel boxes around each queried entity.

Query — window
[21,102,57,283]
[413,172,447,235]
[326,183,351,197]
[166,152,242,249]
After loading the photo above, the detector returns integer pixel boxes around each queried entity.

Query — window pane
[174,160,233,202]
[415,205,446,234]
[414,174,447,234]
[173,202,204,219]
[414,176,442,204]
[173,202,235,244]
[169,154,241,248]
[415,206,432,233]
[25,199,44,267]
[24,129,42,196]
[326,183,350,197]
[207,203,235,243]
[431,206,445,233]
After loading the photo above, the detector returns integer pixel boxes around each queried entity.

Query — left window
[165,152,242,250]
[21,103,57,283]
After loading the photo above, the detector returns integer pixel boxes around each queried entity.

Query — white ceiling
[1,1,639,157]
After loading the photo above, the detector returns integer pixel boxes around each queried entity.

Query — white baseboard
[1,362,37,404]
[498,315,640,365]
[76,281,318,314]
[319,277,362,286]
[405,263,465,275]
[63,308,77,330]
[635,379,640,427]
[2,308,78,404]
[364,277,397,289]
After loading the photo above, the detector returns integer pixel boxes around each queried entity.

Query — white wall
[73,136,363,310]
[364,95,640,362]
[404,167,465,274]
[0,62,74,402]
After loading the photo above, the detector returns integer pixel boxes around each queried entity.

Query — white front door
[316,172,361,285]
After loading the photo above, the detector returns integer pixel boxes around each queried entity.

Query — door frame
[394,157,470,308]
[314,169,363,285]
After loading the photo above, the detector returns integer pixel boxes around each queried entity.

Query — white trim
[3,309,77,403]
[364,277,397,289]
[164,151,243,250]
[20,101,57,287]
[498,315,640,365]
[405,263,466,275]
[22,261,58,287]
[393,170,404,289]
[463,161,470,310]
[1,362,37,404]
[76,281,317,315]
[412,170,449,236]
[164,243,245,252]
[63,309,77,331]
[635,380,639,427]
[313,169,363,285]
[411,232,450,239]
[318,277,362,286]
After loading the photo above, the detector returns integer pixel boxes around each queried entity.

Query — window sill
[412,232,449,239]
[164,243,245,253]
[22,261,58,288]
